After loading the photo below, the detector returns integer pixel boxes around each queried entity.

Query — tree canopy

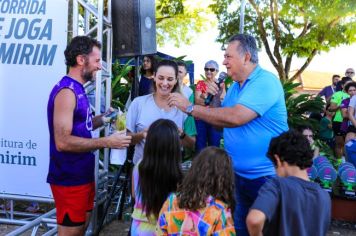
[70,0,213,47]
[210,0,356,81]
[156,0,214,47]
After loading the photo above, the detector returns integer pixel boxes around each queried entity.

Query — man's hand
[102,107,119,123]
[168,92,191,112]
[106,130,132,149]
[93,107,118,129]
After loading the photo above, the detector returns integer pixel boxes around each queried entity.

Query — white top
[349,95,356,120]
[181,84,193,99]
[126,94,187,164]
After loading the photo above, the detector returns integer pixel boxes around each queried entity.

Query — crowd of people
[44,34,353,236]
[317,68,356,167]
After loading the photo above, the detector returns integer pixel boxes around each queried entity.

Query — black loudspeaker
[112,0,157,57]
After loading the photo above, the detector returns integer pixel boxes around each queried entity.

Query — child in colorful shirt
[157,147,236,235]
[131,119,183,235]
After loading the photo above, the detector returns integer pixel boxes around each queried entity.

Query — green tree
[69,0,213,47]
[210,0,356,81]
[156,0,214,46]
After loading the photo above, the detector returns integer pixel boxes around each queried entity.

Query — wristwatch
[185,104,194,115]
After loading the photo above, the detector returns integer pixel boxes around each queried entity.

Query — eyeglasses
[204,68,216,72]
[346,71,355,74]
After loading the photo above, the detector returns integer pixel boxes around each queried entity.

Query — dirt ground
[1,200,355,235]
[1,219,355,235]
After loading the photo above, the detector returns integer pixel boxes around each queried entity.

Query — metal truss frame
[1,0,114,235]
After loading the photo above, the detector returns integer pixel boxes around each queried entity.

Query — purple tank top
[47,76,94,186]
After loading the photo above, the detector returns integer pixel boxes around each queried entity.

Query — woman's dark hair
[152,59,180,93]
[336,76,353,91]
[267,130,313,170]
[344,81,356,93]
[296,124,313,134]
[138,119,182,218]
[335,81,342,92]
[140,55,158,75]
[64,36,101,67]
[177,147,235,212]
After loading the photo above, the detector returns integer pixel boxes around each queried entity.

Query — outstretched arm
[92,115,105,129]
[53,89,131,152]
[168,92,257,127]
[127,129,147,145]
[188,104,257,127]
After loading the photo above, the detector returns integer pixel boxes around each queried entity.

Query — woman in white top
[126,59,195,164]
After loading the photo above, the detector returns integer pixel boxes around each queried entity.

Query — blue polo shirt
[222,65,288,179]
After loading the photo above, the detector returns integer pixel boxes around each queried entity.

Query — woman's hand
[205,80,219,96]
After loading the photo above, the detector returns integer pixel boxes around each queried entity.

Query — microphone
[204,72,227,105]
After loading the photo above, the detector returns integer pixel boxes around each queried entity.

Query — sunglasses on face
[346,71,355,74]
[204,68,216,72]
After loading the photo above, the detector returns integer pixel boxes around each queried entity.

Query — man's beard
[82,69,95,82]
[82,59,95,82]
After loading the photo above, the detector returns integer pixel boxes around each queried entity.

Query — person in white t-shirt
[127,60,195,164]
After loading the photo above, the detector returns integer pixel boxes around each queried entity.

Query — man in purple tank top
[47,36,131,236]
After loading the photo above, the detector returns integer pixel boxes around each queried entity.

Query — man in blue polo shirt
[168,34,288,235]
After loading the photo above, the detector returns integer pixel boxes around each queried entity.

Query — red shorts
[50,182,95,226]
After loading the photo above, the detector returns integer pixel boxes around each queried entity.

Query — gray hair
[228,34,259,64]
[204,60,219,71]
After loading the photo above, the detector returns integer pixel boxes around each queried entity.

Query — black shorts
[332,122,345,136]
